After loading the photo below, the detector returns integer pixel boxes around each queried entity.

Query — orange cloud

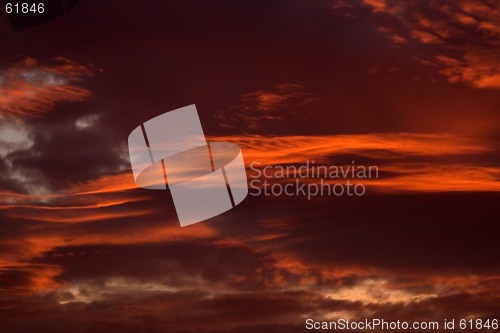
[209,133,500,192]
[0,57,93,118]
[436,52,500,89]
[215,83,317,131]
[0,168,217,272]
[355,0,500,89]
[0,263,63,294]
[2,132,497,229]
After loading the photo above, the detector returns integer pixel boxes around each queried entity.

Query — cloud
[339,0,500,89]
[215,83,317,132]
[211,133,500,192]
[0,57,110,197]
[436,51,500,89]
[0,263,63,294]
[0,115,129,196]
[0,57,93,118]
[1,130,498,313]
[0,264,498,332]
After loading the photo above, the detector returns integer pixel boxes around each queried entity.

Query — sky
[0,0,499,332]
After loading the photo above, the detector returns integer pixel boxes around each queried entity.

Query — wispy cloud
[211,132,500,192]
[0,57,93,118]
[337,0,500,89]
[215,83,317,132]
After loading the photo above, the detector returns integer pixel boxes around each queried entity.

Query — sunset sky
[1,0,499,332]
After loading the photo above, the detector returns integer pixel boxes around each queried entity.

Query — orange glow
[209,133,500,193]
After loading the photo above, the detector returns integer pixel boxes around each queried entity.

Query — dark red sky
[1,1,500,332]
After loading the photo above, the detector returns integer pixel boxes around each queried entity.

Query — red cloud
[0,57,93,118]
[340,0,500,89]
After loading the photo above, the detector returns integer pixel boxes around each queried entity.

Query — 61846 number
[5,3,45,14]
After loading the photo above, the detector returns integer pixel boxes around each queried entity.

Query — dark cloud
[9,119,127,189]
[34,240,277,290]
[0,283,498,333]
